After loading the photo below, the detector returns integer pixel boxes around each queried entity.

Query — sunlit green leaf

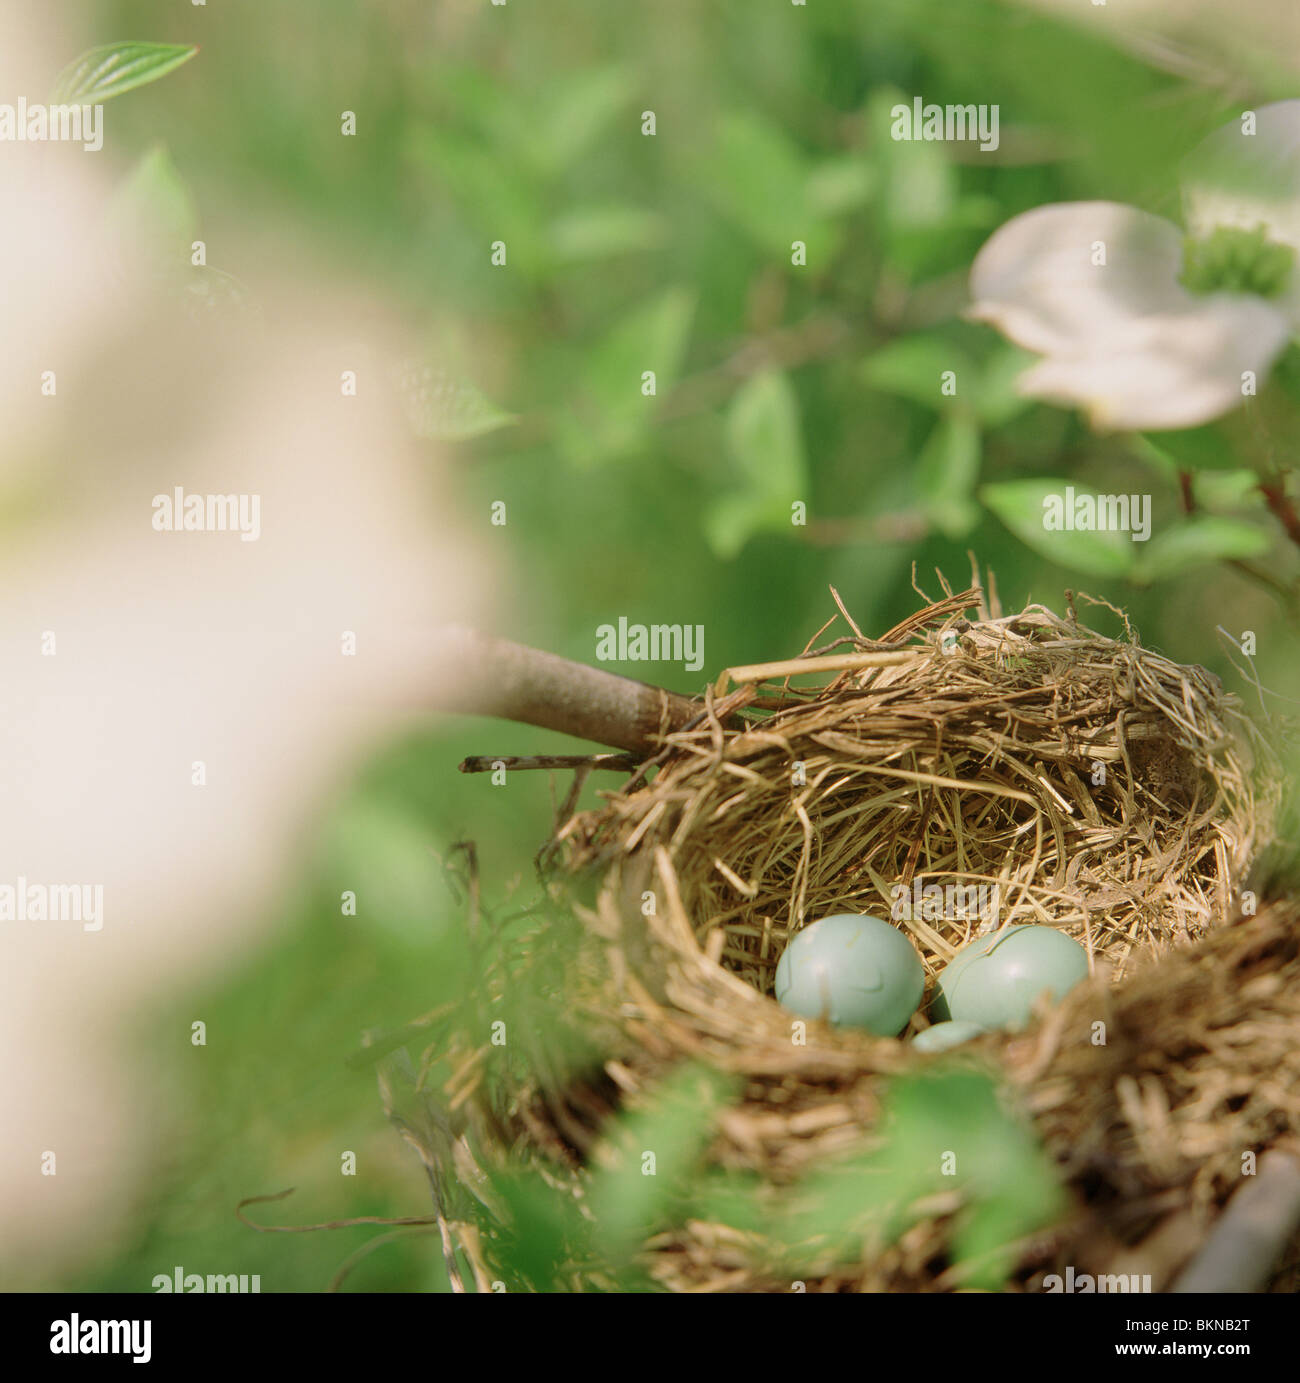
[974,345,1037,427]
[1191,469,1264,511]
[587,1064,739,1263]
[399,365,516,442]
[108,144,199,273]
[1139,422,1239,472]
[869,88,957,233]
[862,334,972,411]
[547,206,667,263]
[317,798,456,951]
[704,372,807,557]
[980,479,1137,576]
[1133,515,1271,583]
[703,492,794,560]
[726,370,806,496]
[559,287,695,466]
[918,415,981,537]
[408,124,545,275]
[705,373,807,555]
[807,157,876,216]
[705,111,837,262]
[53,42,198,104]
[778,1070,1064,1287]
[527,66,635,178]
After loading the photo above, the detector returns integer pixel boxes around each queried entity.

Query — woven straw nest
[426,585,1295,1292]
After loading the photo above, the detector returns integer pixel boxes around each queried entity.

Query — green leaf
[726,370,806,498]
[559,287,695,466]
[781,1070,1064,1285]
[408,124,545,276]
[862,334,972,411]
[980,479,1137,577]
[1138,423,1239,472]
[526,66,635,178]
[703,492,795,560]
[868,88,956,234]
[917,415,981,537]
[546,205,667,264]
[974,345,1037,427]
[108,144,199,273]
[704,371,807,558]
[398,365,516,442]
[319,798,449,950]
[705,111,836,262]
[1133,516,1271,583]
[485,1170,591,1293]
[1191,469,1264,511]
[1268,341,1300,406]
[806,156,876,216]
[587,1064,738,1263]
[53,42,198,105]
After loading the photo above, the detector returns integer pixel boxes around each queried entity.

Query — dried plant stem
[430,625,697,756]
[722,649,918,688]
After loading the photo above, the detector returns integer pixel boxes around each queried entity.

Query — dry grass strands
[562,589,1275,994]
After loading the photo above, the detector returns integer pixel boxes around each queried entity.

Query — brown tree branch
[1177,469,1195,516]
[1259,476,1300,547]
[429,625,699,757]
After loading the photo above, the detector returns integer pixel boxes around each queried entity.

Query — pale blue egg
[933,925,1089,1029]
[911,1020,988,1052]
[774,913,924,1035]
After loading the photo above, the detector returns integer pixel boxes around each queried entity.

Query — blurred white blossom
[0,17,492,1276]
[968,102,1300,429]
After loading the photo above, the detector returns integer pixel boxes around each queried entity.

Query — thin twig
[459,753,636,774]
[235,1187,441,1233]
[1225,558,1298,607]
[325,1227,441,1292]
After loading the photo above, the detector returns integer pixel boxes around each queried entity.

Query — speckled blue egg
[933,925,1089,1029]
[911,1020,988,1052]
[774,913,924,1035]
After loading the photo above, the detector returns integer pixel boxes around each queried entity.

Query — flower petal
[969,202,1188,356]
[1184,101,1300,254]
[1015,293,1291,430]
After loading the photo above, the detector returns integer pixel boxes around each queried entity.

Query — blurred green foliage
[55,0,1300,1291]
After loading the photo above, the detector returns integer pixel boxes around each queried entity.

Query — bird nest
[559,587,1270,995]
[414,586,1295,1293]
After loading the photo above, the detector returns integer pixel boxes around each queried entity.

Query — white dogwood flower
[968,102,1300,430]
